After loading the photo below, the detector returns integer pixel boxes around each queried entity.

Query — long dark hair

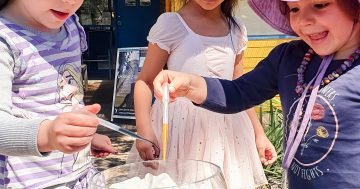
[221,0,240,30]
[279,0,360,23]
[0,0,9,10]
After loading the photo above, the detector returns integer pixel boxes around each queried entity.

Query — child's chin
[44,23,64,32]
[309,46,334,57]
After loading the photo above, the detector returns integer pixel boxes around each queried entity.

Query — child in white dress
[127,0,277,188]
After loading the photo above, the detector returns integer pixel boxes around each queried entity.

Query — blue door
[114,0,161,48]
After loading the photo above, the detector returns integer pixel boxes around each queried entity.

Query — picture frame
[111,47,147,120]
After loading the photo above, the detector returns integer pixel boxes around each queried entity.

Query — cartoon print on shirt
[300,123,329,156]
[56,63,90,172]
[56,63,84,112]
[285,87,339,180]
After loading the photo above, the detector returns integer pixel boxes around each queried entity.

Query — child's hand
[255,134,277,166]
[91,133,117,158]
[136,128,160,160]
[37,104,101,154]
[153,70,206,104]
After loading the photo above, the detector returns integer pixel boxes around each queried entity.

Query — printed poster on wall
[111,47,147,120]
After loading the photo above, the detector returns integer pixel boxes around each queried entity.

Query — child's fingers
[168,79,181,93]
[100,152,110,157]
[153,71,167,99]
[257,145,267,165]
[258,148,265,160]
[270,146,277,162]
[83,103,101,114]
[264,148,277,165]
[71,104,100,119]
[145,148,156,160]
[139,151,147,160]
[268,152,277,165]
[143,161,159,170]
[153,145,160,159]
[54,123,97,138]
[99,143,117,154]
[66,135,94,147]
[92,151,111,158]
[60,141,91,154]
[58,112,99,127]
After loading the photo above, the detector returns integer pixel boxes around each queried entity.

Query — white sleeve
[147,13,188,54]
[233,18,248,54]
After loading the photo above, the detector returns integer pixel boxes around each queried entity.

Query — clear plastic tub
[90,159,228,189]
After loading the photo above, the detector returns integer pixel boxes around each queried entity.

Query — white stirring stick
[161,83,170,160]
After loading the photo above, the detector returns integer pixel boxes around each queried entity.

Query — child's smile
[308,31,328,41]
[305,31,329,47]
[50,9,70,21]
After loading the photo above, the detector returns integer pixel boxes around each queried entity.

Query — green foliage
[258,98,284,179]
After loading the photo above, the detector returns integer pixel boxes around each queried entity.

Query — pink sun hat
[247,0,360,36]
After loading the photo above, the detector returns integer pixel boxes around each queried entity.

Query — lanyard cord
[283,54,334,169]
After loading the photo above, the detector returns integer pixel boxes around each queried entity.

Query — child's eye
[314,3,329,9]
[289,7,299,13]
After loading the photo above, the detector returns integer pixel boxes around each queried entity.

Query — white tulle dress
[127,12,268,189]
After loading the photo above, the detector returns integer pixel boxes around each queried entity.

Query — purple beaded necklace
[295,47,360,95]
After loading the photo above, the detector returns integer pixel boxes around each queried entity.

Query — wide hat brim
[247,0,296,35]
[248,0,360,36]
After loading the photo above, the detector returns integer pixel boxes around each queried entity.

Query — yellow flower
[316,126,329,138]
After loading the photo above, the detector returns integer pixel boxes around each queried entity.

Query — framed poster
[111,47,147,120]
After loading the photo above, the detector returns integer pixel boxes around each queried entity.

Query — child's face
[14,0,83,33]
[287,0,360,58]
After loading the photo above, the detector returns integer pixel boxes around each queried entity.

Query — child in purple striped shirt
[0,0,116,188]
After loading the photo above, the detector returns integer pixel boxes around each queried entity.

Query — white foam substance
[109,173,213,189]
[109,173,177,189]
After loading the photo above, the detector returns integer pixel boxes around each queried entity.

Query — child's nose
[298,10,315,27]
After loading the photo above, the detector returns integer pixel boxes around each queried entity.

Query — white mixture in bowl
[109,173,212,189]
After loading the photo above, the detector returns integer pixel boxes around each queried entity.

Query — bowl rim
[89,159,225,189]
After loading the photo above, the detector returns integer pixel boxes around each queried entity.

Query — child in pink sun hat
[152,0,360,188]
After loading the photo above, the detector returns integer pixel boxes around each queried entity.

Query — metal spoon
[98,118,160,156]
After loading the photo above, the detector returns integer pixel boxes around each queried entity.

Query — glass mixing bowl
[90,159,228,189]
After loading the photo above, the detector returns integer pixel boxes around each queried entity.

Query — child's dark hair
[338,0,360,22]
[221,0,240,30]
[279,0,360,23]
[0,0,8,10]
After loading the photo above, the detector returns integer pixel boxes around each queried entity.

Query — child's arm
[0,39,48,157]
[0,112,45,156]
[90,133,117,158]
[134,43,168,160]
[246,109,277,165]
[233,53,277,165]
